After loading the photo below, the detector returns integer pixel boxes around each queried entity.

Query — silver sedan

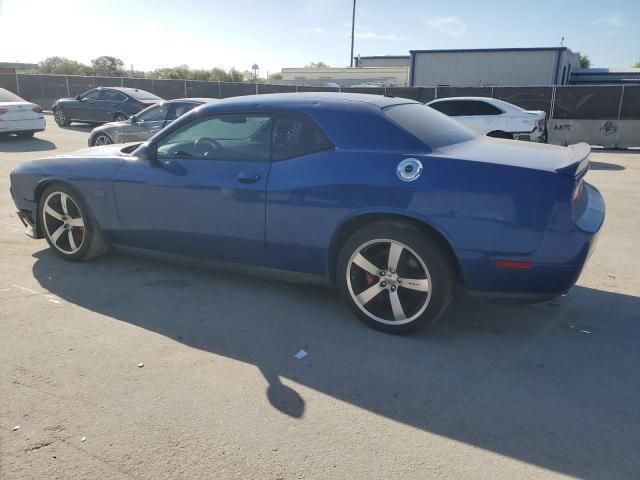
[87,98,217,146]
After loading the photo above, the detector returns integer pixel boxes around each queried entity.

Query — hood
[66,142,140,157]
[437,137,589,175]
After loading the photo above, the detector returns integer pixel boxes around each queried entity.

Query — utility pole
[350,0,356,67]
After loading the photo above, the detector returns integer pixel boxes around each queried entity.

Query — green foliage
[633,59,640,68]
[267,72,283,83]
[579,55,591,69]
[91,56,125,77]
[38,57,92,75]
[305,61,329,68]
[35,56,270,83]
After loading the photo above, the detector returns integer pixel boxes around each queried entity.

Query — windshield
[384,103,478,149]
[0,88,24,102]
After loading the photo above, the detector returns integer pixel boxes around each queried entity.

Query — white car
[426,97,546,142]
[0,87,45,138]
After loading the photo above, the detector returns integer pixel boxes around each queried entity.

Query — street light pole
[350,0,356,67]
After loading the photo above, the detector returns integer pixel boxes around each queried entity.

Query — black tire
[17,131,35,138]
[38,183,108,261]
[114,113,128,122]
[91,133,113,146]
[487,130,513,139]
[53,108,69,127]
[336,221,455,335]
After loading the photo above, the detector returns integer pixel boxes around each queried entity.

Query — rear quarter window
[384,103,478,149]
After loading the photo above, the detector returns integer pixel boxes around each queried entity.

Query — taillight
[0,108,8,116]
[573,180,584,206]
[32,105,43,113]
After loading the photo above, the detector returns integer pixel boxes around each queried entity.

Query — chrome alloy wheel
[42,191,85,254]
[93,134,112,146]
[54,109,66,125]
[346,239,432,325]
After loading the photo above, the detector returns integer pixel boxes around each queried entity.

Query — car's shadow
[589,161,626,171]
[31,248,640,478]
[0,135,56,153]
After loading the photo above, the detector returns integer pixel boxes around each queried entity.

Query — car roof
[167,97,218,104]
[94,86,162,100]
[200,92,416,114]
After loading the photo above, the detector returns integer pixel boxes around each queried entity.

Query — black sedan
[52,87,163,126]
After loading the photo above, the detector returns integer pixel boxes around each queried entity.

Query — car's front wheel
[53,108,69,127]
[92,133,113,146]
[337,221,455,334]
[39,183,108,261]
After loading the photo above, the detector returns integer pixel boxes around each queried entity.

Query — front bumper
[10,187,40,239]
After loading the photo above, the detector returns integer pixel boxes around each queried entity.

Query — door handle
[237,173,260,184]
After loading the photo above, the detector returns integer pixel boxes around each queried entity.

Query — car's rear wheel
[114,113,128,122]
[53,108,69,127]
[39,184,108,261]
[92,133,113,146]
[337,221,455,334]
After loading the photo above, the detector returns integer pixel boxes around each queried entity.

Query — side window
[428,101,457,116]
[156,113,272,162]
[456,100,503,116]
[166,102,198,121]
[138,104,170,122]
[271,112,334,161]
[81,89,101,101]
[102,90,127,102]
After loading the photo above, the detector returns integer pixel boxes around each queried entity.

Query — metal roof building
[410,47,580,87]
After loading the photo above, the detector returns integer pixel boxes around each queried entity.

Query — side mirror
[129,115,137,124]
[145,141,161,167]
[75,95,82,100]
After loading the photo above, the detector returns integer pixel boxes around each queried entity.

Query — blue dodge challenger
[10,93,605,334]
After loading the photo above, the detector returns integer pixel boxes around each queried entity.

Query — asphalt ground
[1,115,639,479]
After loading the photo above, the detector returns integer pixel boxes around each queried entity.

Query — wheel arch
[327,212,463,285]
[34,179,99,238]
[487,130,513,139]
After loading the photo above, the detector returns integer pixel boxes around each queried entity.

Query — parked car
[426,97,546,142]
[88,98,217,146]
[52,87,163,127]
[10,93,604,334]
[0,87,45,138]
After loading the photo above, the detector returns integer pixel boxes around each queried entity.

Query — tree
[227,68,244,82]
[91,56,125,76]
[634,59,640,68]
[579,55,591,69]
[38,56,91,75]
[305,61,329,68]
[267,72,283,83]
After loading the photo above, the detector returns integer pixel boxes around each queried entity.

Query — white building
[279,67,409,87]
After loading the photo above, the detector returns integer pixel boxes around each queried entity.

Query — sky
[1,0,638,74]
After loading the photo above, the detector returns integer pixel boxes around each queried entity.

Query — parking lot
[1,115,639,479]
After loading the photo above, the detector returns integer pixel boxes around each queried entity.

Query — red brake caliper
[365,272,376,286]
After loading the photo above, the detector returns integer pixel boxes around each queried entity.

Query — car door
[69,88,101,121]
[98,89,128,123]
[111,112,273,265]
[120,103,170,143]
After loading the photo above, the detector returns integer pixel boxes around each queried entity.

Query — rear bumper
[0,117,46,133]
[459,182,605,302]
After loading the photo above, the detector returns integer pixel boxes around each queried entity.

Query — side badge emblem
[397,158,423,182]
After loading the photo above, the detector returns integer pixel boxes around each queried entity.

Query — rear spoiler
[556,142,590,178]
